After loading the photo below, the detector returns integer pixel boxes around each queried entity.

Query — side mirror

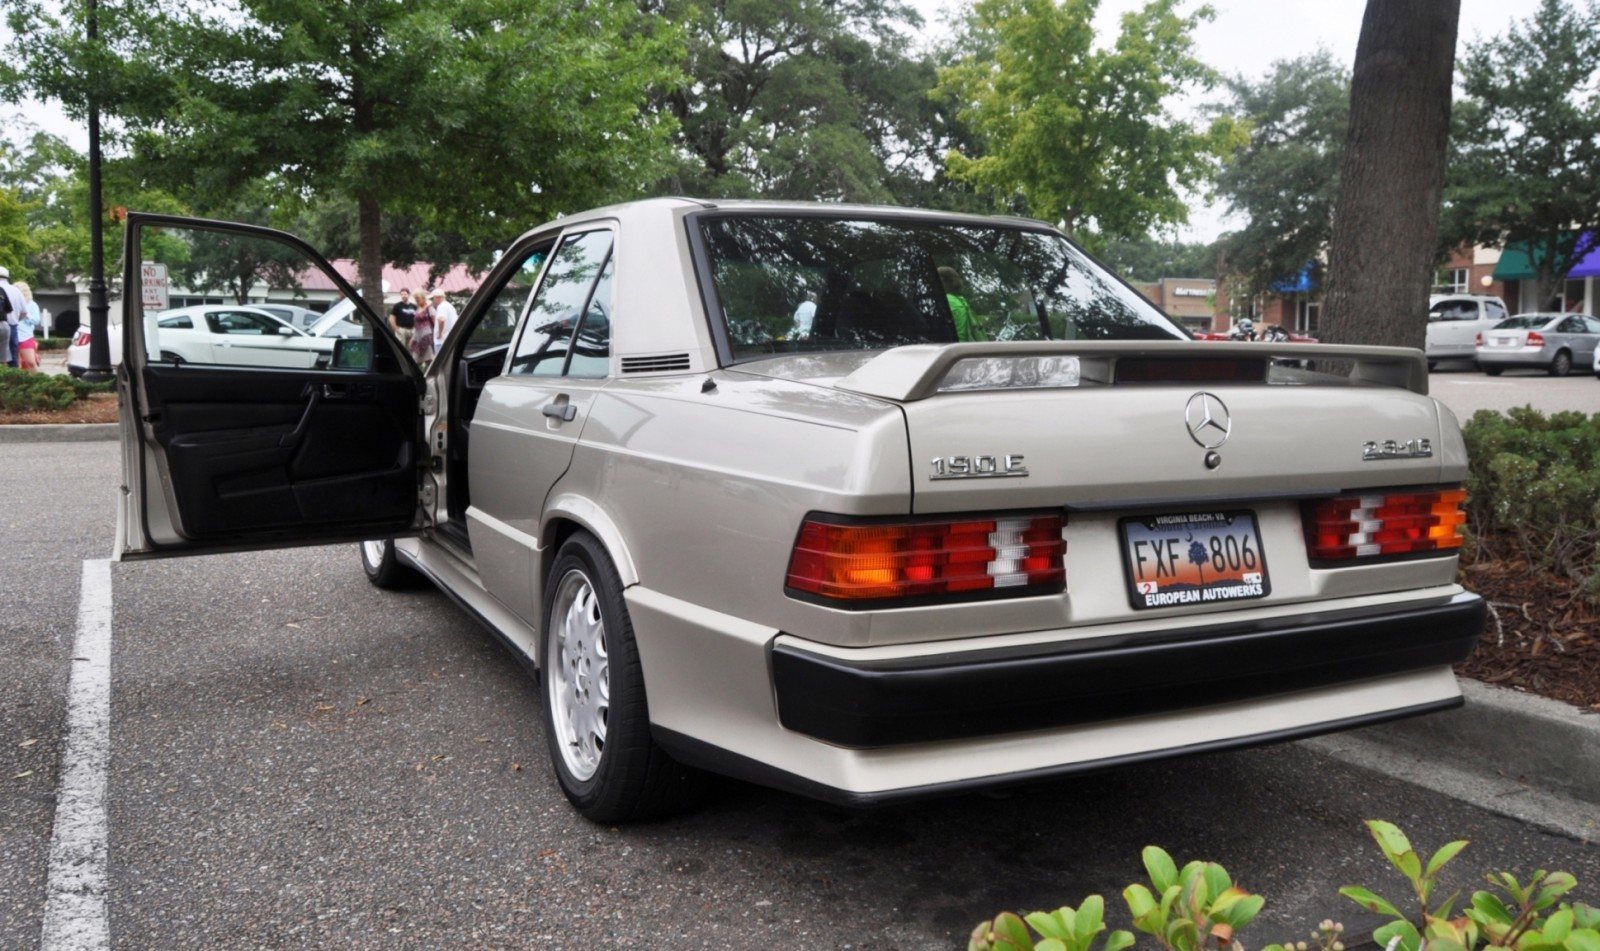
[332,337,374,371]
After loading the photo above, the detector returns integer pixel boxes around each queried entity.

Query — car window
[565,257,613,378]
[509,230,613,377]
[467,243,551,357]
[158,314,194,329]
[1428,301,1477,321]
[1558,316,1586,334]
[208,310,286,335]
[1494,315,1550,330]
[1484,301,1508,321]
[1585,317,1600,334]
[698,215,1184,360]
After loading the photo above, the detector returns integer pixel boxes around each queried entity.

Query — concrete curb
[1303,679,1600,841]
[0,423,118,443]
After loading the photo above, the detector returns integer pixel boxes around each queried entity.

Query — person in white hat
[0,265,23,367]
[429,287,457,355]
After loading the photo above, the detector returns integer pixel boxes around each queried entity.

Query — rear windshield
[697,215,1185,361]
[1492,315,1554,330]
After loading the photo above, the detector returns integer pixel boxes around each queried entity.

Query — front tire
[1484,366,1503,376]
[360,539,422,589]
[1550,350,1572,377]
[540,531,706,822]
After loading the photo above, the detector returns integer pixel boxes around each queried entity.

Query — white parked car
[67,319,123,376]
[1425,294,1509,367]
[112,203,1484,821]
[146,304,335,368]
[254,302,323,331]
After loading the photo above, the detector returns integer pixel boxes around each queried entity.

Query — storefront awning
[1269,264,1315,294]
[1492,233,1600,281]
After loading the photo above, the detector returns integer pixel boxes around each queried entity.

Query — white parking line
[41,559,113,951]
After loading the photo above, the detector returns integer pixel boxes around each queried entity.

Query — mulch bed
[1456,553,1600,711]
[0,392,119,425]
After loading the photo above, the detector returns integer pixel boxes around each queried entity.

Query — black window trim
[682,207,1191,369]
[504,224,617,379]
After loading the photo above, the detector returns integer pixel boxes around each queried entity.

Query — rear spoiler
[834,341,1429,402]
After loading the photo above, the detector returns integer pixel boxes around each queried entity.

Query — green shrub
[972,822,1596,951]
[0,366,111,412]
[1461,408,1600,600]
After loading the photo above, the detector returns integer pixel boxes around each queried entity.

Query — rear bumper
[1474,348,1549,367]
[771,592,1485,747]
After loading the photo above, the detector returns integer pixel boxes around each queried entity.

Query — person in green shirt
[938,266,987,342]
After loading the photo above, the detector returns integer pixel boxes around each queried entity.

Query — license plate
[1492,337,1517,347]
[1121,511,1270,610]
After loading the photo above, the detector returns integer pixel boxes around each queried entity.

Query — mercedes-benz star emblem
[1184,391,1232,450]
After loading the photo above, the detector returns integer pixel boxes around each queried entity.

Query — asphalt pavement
[4,404,1599,948]
[1428,361,1600,417]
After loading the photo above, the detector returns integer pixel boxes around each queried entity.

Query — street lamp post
[81,0,113,384]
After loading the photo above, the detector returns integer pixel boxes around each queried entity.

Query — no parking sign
[140,262,169,311]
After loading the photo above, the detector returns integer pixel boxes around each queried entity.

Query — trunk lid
[740,341,1452,513]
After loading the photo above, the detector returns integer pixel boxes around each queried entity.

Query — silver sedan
[1475,312,1600,376]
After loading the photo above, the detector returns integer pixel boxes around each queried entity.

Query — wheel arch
[541,494,639,591]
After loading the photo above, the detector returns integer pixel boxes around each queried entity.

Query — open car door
[115,214,426,560]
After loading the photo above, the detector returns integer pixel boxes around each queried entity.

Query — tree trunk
[356,190,385,313]
[1321,0,1460,349]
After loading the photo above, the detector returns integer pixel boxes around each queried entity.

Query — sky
[8,0,1544,242]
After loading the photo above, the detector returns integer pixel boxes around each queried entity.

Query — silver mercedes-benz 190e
[113,199,1483,821]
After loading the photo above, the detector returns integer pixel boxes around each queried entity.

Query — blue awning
[1270,264,1316,295]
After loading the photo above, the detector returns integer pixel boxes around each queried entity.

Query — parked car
[253,302,323,331]
[1425,294,1509,367]
[1474,312,1600,376]
[1594,340,1600,379]
[143,304,334,368]
[1194,324,1317,343]
[113,202,1483,822]
[67,319,123,376]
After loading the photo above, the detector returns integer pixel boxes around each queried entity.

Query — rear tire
[1550,350,1572,377]
[1427,360,1437,371]
[360,539,423,589]
[540,531,707,822]
[1484,367,1503,377]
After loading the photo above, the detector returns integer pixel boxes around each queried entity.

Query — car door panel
[118,213,425,559]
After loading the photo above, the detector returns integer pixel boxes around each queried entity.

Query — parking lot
[4,370,1598,949]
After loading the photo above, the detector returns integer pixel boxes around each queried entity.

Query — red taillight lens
[1474,333,1483,346]
[1303,487,1466,562]
[785,513,1066,604]
[1527,332,1544,347]
[72,331,90,347]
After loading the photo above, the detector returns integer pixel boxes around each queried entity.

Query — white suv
[1425,294,1509,367]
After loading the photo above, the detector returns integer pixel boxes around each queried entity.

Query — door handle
[542,401,577,422]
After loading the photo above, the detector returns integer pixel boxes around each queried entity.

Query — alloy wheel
[547,568,609,782]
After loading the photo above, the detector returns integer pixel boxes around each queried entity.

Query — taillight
[1474,333,1483,346]
[1303,487,1466,562]
[72,330,90,347]
[1527,331,1544,347]
[785,512,1066,605]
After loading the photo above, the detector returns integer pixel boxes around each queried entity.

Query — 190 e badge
[930,454,1028,480]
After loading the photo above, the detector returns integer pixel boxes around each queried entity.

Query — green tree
[0,186,36,282]
[6,0,684,308]
[1320,0,1460,348]
[936,0,1243,238]
[1442,0,1600,311]
[1094,235,1217,282]
[1212,53,1349,297]
[646,0,971,206]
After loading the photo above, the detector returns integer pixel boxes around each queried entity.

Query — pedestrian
[429,288,457,355]
[0,266,23,368]
[388,287,416,348]
[13,281,40,371]
[408,289,434,367]
[791,290,818,339]
[937,265,987,342]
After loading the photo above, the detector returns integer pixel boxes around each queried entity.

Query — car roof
[507,196,1055,246]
